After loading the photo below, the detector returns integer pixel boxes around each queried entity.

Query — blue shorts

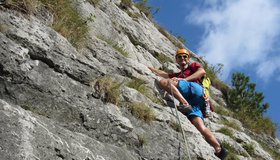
[177,80,205,119]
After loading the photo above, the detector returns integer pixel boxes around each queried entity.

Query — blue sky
[148,0,280,137]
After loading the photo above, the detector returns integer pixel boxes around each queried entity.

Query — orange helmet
[176,48,190,57]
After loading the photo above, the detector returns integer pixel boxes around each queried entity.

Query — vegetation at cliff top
[228,72,277,137]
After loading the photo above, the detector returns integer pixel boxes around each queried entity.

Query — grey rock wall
[0,1,279,160]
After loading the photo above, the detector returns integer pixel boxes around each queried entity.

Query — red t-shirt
[168,62,202,84]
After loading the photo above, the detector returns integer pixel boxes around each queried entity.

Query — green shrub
[21,104,44,116]
[156,25,184,48]
[214,105,232,117]
[259,141,280,160]
[154,52,173,64]
[119,0,133,10]
[222,119,241,131]
[90,77,122,105]
[228,72,269,115]
[225,153,239,160]
[242,143,255,156]
[233,108,277,137]
[176,35,186,44]
[126,78,163,104]
[128,102,155,123]
[134,0,153,20]
[221,141,239,155]
[227,72,275,137]
[202,62,230,96]
[217,127,234,138]
[126,11,139,18]
[126,78,146,91]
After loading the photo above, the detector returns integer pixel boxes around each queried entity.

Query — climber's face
[176,54,189,66]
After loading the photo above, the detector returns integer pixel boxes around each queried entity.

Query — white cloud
[257,57,280,82]
[185,0,280,80]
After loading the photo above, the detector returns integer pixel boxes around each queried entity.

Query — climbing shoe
[215,146,228,160]
[177,104,192,115]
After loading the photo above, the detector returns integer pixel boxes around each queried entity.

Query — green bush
[202,62,230,95]
[156,25,184,49]
[126,78,163,104]
[217,127,234,138]
[228,72,277,137]
[259,141,280,160]
[225,153,240,160]
[119,0,133,10]
[221,141,239,156]
[214,105,232,117]
[242,143,255,156]
[126,77,146,91]
[222,119,241,131]
[235,110,277,137]
[134,0,153,20]
[176,35,186,44]
[154,52,173,64]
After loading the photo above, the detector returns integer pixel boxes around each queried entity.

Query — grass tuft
[39,0,88,48]
[4,0,89,48]
[90,77,122,105]
[258,141,280,160]
[221,141,240,159]
[0,24,8,33]
[154,52,173,64]
[128,102,155,123]
[119,0,133,10]
[242,143,255,156]
[169,120,181,132]
[137,134,148,147]
[126,78,162,104]
[97,35,129,57]
[217,127,234,138]
[222,119,241,131]
[156,25,184,48]
[4,0,39,14]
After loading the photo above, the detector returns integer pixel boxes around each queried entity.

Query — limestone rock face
[0,1,279,160]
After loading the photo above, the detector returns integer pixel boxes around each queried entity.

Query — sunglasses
[176,55,188,59]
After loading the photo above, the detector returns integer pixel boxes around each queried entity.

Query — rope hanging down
[169,80,192,160]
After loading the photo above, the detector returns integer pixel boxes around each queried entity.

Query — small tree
[228,72,269,117]
[227,72,277,136]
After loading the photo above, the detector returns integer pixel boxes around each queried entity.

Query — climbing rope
[169,80,192,160]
